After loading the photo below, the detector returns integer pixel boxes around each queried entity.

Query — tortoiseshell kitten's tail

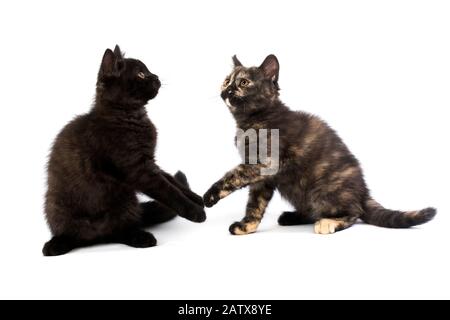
[362,198,437,228]
[141,171,192,226]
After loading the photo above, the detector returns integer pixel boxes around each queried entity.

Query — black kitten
[43,46,205,256]
[204,54,436,235]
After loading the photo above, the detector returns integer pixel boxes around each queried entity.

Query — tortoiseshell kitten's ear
[259,54,280,89]
[232,55,243,67]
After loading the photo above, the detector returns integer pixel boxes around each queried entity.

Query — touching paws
[229,220,260,235]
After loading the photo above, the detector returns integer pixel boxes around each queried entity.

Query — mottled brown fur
[204,54,436,235]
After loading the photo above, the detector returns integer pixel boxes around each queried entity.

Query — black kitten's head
[97,45,161,108]
[221,55,280,113]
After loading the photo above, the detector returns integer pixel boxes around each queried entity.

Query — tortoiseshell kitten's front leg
[203,164,269,208]
[229,182,275,235]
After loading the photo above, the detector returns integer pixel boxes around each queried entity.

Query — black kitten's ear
[113,45,125,74]
[259,54,279,83]
[100,49,116,76]
[232,55,243,67]
[113,45,124,58]
[100,48,125,78]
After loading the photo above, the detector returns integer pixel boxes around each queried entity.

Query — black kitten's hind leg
[278,211,315,226]
[141,201,177,226]
[43,236,79,256]
[115,229,157,248]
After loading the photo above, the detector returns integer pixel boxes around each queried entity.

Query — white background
[0,0,449,299]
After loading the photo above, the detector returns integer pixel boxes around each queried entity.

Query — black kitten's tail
[361,198,436,228]
[141,171,190,226]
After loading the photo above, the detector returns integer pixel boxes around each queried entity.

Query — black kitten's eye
[137,72,146,79]
[240,79,249,87]
[223,78,230,86]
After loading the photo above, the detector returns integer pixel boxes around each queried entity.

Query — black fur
[43,46,205,256]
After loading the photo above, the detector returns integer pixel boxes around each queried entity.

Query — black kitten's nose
[152,77,161,89]
[148,74,158,81]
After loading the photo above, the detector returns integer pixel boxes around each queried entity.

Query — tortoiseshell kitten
[204,55,436,235]
[43,46,205,256]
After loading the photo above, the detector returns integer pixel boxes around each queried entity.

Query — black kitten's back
[45,113,141,240]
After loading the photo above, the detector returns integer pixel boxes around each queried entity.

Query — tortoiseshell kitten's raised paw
[204,54,436,235]
[43,46,205,256]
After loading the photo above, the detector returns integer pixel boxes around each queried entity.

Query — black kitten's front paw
[185,190,205,208]
[203,184,222,208]
[180,204,207,223]
[174,171,204,207]
[122,230,157,248]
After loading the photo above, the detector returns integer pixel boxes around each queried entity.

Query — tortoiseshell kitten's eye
[137,72,146,79]
[239,79,249,87]
[223,78,230,87]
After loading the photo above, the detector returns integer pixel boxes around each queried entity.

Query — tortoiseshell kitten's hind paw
[313,218,355,235]
[203,183,222,208]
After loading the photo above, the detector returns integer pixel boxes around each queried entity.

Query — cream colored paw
[229,221,260,235]
[314,219,340,235]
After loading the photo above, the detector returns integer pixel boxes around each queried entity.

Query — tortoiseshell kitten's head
[221,55,280,114]
[97,45,161,109]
